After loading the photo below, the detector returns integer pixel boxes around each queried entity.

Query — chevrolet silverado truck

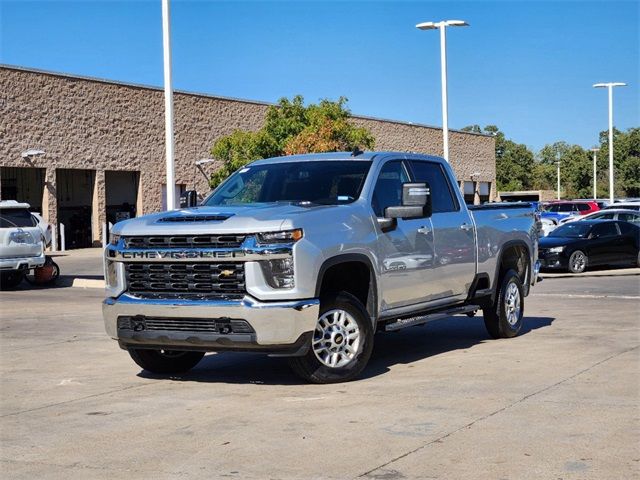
[0,201,46,289]
[103,152,540,383]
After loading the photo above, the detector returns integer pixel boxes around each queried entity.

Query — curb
[540,268,640,279]
[70,278,105,289]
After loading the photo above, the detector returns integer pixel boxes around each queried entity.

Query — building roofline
[0,63,493,138]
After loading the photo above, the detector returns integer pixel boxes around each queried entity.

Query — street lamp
[21,149,45,158]
[195,158,216,181]
[590,148,599,200]
[593,82,626,203]
[556,157,561,201]
[416,19,469,162]
[162,0,176,211]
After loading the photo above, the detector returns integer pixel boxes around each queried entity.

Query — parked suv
[541,201,600,224]
[0,201,46,288]
[103,152,539,383]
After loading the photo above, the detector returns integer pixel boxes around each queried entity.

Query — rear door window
[0,208,37,228]
[409,161,458,213]
[577,204,590,212]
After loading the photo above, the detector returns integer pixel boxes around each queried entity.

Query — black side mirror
[385,182,432,220]
[180,190,198,208]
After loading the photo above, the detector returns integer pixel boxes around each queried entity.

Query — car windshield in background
[0,208,37,228]
[549,223,592,238]
[204,161,372,206]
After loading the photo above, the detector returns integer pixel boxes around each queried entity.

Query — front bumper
[103,294,319,355]
[538,252,568,270]
[0,252,46,271]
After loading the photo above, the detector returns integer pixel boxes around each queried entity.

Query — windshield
[203,161,372,206]
[549,223,592,238]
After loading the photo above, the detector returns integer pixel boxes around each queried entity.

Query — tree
[463,125,536,191]
[210,95,375,187]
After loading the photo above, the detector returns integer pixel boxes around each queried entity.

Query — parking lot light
[416,19,469,163]
[593,82,626,203]
[590,148,599,200]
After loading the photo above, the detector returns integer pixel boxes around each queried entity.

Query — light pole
[556,156,561,200]
[593,82,626,203]
[416,19,469,162]
[590,148,599,200]
[162,0,176,210]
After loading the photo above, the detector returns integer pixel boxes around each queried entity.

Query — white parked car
[605,201,640,211]
[31,212,53,246]
[539,217,557,236]
[559,208,640,226]
[0,201,46,289]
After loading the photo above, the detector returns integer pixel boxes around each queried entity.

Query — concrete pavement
[0,274,638,479]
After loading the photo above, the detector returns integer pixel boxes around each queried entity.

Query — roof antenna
[351,146,364,157]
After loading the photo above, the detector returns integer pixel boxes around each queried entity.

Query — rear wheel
[288,292,374,384]
[483,269,524,339]
[568,250,587,274]
[0,270,25,290]
[128,349,205,374]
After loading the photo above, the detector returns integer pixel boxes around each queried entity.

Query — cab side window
[409,161,458,213]
[371,161,409,217]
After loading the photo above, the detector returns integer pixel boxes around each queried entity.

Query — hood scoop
[157,213,234,223]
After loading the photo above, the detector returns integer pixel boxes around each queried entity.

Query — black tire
[483,269,524,339]
[568,250,587,274]
[128,349,205,374]
[0,270,25,290]
[288,292,374,384]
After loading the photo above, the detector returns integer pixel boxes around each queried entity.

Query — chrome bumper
[103,294,319,348]
[0,253,46,271]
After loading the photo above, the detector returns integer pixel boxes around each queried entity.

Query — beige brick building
[0,65,496,248]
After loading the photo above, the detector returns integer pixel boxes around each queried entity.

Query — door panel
[409,160,476,298]
[372,160,439,310]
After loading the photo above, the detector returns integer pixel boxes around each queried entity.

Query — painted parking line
[531,293,639,300]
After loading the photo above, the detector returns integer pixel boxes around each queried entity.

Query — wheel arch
[492,240,532,300]
[315,254,378,325]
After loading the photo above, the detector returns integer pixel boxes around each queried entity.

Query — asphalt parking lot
[1,268,639,479]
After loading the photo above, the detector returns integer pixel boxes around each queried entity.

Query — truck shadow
[137,315,554,385]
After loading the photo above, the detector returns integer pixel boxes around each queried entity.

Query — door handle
[460,223,473,231]
[417,226,432,235]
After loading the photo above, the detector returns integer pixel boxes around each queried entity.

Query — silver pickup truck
[103,152,539,383]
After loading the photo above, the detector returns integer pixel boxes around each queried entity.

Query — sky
[1,0,638,151]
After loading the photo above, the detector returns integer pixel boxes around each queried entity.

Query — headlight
[109,233,121,246]
[256,229,303,244]
[260,257,295,288]
[9,230,35,244]
[548,246,564,253]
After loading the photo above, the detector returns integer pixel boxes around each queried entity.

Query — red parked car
[542,201,600,222]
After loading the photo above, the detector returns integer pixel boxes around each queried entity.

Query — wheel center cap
[333,333,344,345]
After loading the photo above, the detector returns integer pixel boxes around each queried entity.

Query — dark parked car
[538,220,640,273]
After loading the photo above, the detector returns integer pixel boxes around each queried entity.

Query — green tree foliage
[464,125,639,198]
[209,95,375,187]
[462,125,536,191]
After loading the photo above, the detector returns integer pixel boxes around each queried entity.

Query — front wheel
[128,349,205,374]
[288,292,374,384]
[568,250,587,274]
[483,269,524,339]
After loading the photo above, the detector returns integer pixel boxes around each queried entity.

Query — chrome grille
[125,262,245,296]
[124,235,246,249]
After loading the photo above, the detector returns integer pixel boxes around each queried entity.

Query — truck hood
[112,203,337,236]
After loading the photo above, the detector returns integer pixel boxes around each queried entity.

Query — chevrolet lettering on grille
[120,251,245,260]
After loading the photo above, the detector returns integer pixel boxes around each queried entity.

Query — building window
[479,182,491,203]
[463,181,475,205]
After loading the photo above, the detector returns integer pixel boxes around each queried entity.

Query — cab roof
[249,151,446,166]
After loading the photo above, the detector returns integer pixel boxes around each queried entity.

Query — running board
[384,304,481,332]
